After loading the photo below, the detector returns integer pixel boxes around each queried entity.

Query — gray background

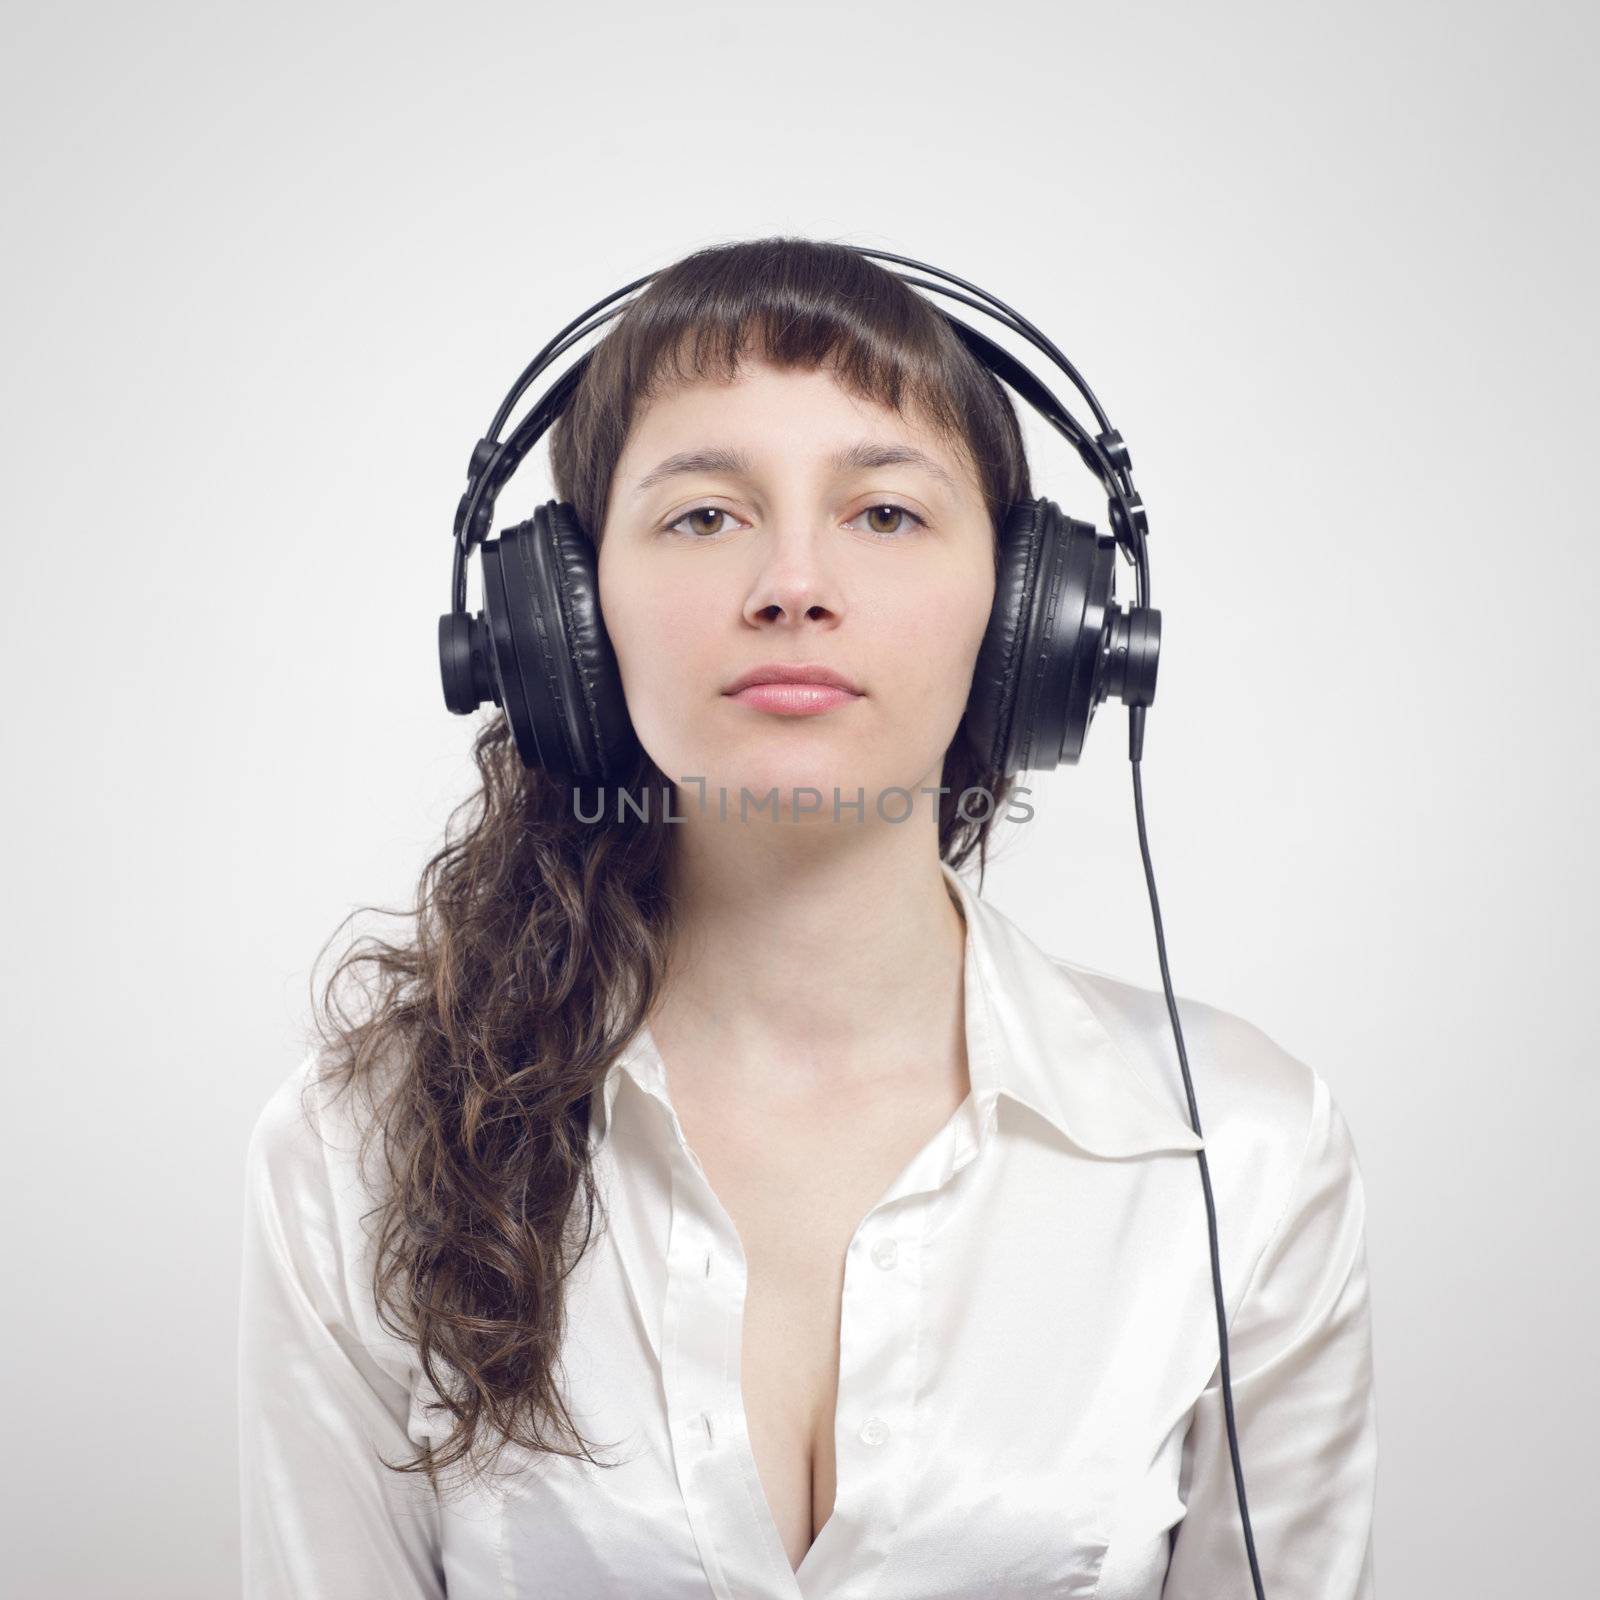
[2,1,1593,1594]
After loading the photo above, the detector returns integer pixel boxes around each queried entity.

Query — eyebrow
[630,440,960,497]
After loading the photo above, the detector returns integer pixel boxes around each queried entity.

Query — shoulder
[246,1040,401,1197]
[963,879,1335,1173]
[241,1042,422,1387]
[1053,955,1328,1153]
[242,1041,407,1296]
[1047,955,1366,1259]
[247,1048,357,1202]
[246,1047,323,1159]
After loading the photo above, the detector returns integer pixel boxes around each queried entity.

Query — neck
[649,821,968,1114]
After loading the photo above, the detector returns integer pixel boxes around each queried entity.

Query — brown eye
[664,506,738,538]
[852,503,927,538]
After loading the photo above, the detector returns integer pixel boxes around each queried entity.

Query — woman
[238,236,1378,1599]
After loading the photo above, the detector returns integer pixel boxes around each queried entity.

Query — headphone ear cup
[965,499,1045,778]
[486,500,639,780]
[965,498,1119,777]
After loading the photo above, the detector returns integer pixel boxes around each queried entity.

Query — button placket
[661,1146,766,1600]
[806,1197,933,1598]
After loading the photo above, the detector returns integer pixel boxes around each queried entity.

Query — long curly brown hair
[303,235,1036,1495]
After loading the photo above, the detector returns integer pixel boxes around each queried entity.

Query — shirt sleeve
[1163,1072,1379,1598]
[237,1052,446,1600]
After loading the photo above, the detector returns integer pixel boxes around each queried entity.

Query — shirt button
[858,1416,890,1447]
[870,1237,898,1270]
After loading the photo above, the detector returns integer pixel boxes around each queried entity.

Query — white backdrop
[2,1,1593,1594]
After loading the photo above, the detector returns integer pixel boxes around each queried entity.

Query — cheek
[599,567,718,695]
[887,573,993,695]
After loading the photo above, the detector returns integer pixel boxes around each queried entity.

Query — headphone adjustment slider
[1108,493,1149,561]
[1095,428,1133,473]
[453,490,492,549]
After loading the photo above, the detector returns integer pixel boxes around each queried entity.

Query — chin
[679,754,935,827]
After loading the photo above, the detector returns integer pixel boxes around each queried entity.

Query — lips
[723,662,862,695]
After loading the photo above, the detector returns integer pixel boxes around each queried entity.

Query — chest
[472,1085,1213,1599]
[670,1083,969,1574]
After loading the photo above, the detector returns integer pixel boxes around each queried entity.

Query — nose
[740,521,845,630]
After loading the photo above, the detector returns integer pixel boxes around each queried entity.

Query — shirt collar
[939,858,1204,1158]
[593,859,1203,1160]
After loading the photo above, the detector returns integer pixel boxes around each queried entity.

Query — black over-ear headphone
[436,247,1271,1599]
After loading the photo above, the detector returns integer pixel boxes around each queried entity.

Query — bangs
[624,296,971,456]
[547,235,1030,544]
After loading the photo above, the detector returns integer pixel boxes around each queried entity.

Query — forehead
[621,356,973,493]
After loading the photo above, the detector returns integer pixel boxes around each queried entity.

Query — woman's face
[597,353,996,824]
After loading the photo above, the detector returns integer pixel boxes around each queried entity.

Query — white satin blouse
[238,858,1378,1598]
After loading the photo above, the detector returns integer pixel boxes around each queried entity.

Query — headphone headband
[447,247,1151,620]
